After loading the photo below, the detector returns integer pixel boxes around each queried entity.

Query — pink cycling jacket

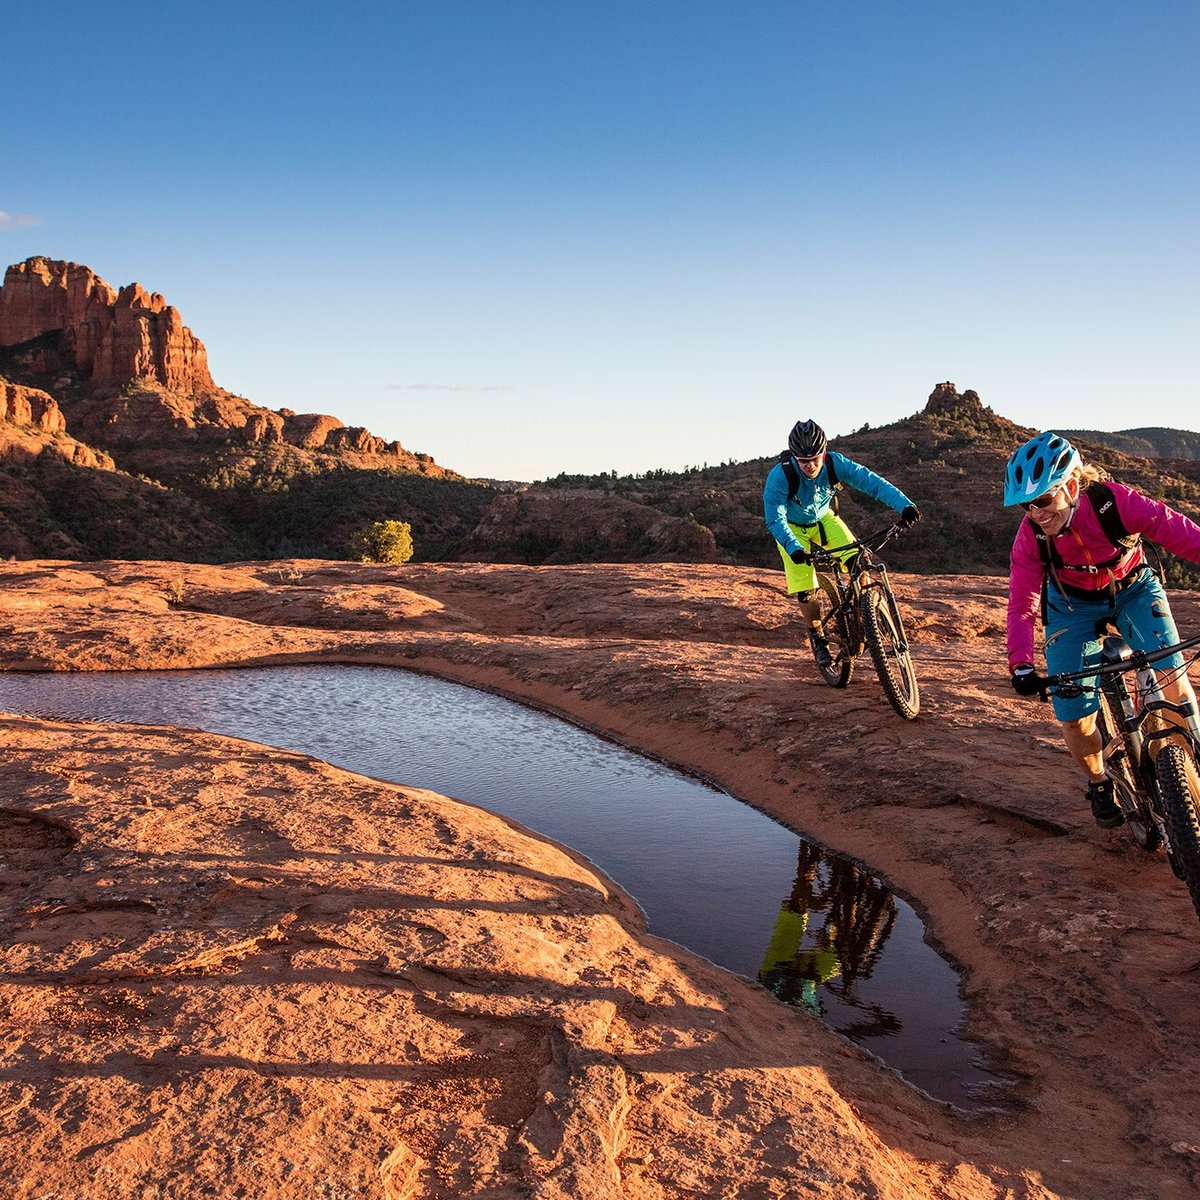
[1007,482,1200,669]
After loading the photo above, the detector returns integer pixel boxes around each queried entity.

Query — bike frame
[1047,632,1200,766]
[810,526,906,654]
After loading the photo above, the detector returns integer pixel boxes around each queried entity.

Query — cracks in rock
[392,970,638,1199]
[512,1014,633,1200]
[952,799,1072,838]
[0,806,79,865]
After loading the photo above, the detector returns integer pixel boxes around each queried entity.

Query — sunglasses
[1021,488,1063,512]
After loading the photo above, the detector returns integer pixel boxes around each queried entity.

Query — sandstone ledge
[2,559,1199,1199]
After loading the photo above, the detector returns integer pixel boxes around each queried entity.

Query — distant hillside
[533,383,1200,587]
[7,257,1200,579]
[1061,427,1200,461]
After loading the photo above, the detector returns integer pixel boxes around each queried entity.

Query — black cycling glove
[1010,664,1045,697]
[789,546,811,565]
[899,505,921,529]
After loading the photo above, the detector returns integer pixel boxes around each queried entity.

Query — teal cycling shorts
[1044,568,1183,721]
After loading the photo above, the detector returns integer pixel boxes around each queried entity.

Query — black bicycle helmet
[788,419,827,459]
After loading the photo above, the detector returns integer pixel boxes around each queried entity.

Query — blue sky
[2,2,1197,480]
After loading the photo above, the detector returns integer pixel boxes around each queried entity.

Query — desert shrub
[349,519,414,564]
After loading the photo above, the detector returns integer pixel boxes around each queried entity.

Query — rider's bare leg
[1063,674,1198,785]
[1061,714,1105,784]
[1161,671,1199,715]
[796,596,822,632]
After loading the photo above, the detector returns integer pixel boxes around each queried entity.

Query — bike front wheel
[813,575,853,688]
[861,585,920,720]
[1097,680,1161,852]
[1154,744,1200,924]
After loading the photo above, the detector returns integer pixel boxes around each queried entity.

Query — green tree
[349,519,414,564]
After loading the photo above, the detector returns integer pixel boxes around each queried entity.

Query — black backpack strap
[1089,479,1165,585]
[1032,481,1145,609]
[825,452,840,515]
[1031,524,1060,569]
[1030,523,1057,625]
[780,451,800,501]
[1085,481,1139,555]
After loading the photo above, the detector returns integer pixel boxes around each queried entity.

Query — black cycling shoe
[809,632,834,669]
[1087,779,1123,828]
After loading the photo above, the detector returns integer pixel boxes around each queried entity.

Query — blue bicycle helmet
[1003,431,1081,506]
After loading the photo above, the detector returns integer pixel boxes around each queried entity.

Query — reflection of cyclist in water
[758,841,897,1016]
[760,906,842,1013]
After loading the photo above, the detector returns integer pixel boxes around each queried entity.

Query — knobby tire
[861,586,920,720]
[1096,680,1161,852]
[1154,744,1200,925]
[814,575,853,688]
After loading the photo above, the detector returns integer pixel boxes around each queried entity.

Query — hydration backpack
[1031,480,1145,603]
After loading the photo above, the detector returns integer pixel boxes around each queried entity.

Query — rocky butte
[0,256,449,472]
[0,256,214,395]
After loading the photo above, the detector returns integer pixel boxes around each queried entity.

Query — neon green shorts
[775,514,856,593]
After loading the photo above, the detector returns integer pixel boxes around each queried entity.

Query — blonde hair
[1072,462,1108,488]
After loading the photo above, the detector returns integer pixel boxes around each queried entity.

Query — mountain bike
[1044,631,1200,926]
[806,525,920,721]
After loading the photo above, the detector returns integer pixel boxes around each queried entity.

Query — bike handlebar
[1042,631,1200,697]
[807,524,903,566]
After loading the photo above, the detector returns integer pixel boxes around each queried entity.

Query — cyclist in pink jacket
[1005,432,1200,827]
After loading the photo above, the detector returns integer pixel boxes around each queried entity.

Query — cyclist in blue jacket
[764,420,920,666]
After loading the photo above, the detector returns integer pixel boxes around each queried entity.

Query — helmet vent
[1004,432,1079,506]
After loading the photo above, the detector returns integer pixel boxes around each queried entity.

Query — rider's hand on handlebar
[789,546,811,565]
[899,505,921,529]
[1010,664,1047,698]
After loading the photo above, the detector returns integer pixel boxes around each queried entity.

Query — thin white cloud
[0,211,42,230]
[386,383,517,393]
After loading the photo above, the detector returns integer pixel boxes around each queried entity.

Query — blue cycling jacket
[763,451,912,554]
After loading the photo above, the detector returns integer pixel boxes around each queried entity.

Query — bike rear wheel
[813,575,853,688]
[1097,681,1161,852]
[861,585,920,720]
[1154,744,1200,924]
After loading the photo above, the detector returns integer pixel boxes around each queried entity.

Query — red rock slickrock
[2,559,1199,1198]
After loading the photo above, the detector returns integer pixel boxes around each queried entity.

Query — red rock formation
[0,380,114,469]
[240,411,285,444]
[0,258,214,393]
[326,426,379,454]
[282,412,345,449]
[923,380,990,417]
[0,256,456,479]
[0,381,67,433]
